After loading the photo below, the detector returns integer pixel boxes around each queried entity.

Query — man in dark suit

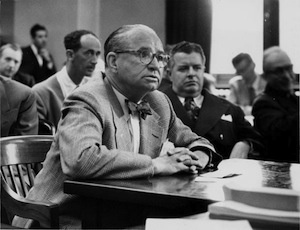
[162,41,264,159]
[13,25,222,229]
[252,47,299,163]
[18,24,56,84]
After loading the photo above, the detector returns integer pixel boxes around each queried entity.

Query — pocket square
[221,114,232,122]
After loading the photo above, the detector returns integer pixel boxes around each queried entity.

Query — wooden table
[64,159,300,229]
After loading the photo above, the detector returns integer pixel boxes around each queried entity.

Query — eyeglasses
[265,65,293,75]
[115,49,170,68]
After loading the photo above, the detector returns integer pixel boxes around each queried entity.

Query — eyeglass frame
[264,64,294,75]
[114,49,170,68]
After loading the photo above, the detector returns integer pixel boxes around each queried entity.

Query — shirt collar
[56,66,90,97]
[30,44,39,56]
[177,93,204,108]
[111,86,130,118]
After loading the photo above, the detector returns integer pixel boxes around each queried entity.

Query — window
[280,0,300,73]
[210,0,263,74]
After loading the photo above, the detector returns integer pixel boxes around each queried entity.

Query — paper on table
[145,218,253,230]
[195,168,242,182]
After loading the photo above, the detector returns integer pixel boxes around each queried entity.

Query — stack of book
[208,182,300,229]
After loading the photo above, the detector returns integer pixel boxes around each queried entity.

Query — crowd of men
[0,23,298,229]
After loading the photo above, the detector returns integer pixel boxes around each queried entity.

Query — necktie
[248,86,256,105]
[184,97,200,121]
[125,100,152,120]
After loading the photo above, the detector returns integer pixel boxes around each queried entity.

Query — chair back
[1,135,59,228]
[38,119,56,135]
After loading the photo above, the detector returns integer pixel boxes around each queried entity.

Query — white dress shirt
[56,66,91,98]
[112,87,140,153]
[30,44,43,67]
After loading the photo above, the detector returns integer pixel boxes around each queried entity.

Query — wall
[2,0,166,69]
[99,0,166,48]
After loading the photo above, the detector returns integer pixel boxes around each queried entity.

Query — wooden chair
[38,119,56,135]
[1,135,59,229]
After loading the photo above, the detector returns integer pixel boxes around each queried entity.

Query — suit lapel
[139,108,162,157]
[195,90,229,135]
[104,78,133,152]
[0,81,10,113]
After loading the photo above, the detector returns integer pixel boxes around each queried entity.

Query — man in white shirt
[33,30,101,128]
[228,53,266,115]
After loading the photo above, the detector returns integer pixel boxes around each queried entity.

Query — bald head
[262,46,295,93]
[263,46,292,73]
[104,24,162,66]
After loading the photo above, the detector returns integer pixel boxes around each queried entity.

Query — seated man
[0,43,35,87]
[162,41,264,159]
[228,53,266,115]
[13,25,222,229]
[252,47,299,163]
[18,24,56,84]
[33,30,102,128]
[1,75,38,137]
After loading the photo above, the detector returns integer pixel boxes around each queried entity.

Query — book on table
[208,182,300,229]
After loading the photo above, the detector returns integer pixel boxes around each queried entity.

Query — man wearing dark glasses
[252,46,299,163]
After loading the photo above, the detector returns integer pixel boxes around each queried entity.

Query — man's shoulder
[33,74,59,90]
[21,46,32,54]
[1,76,34,99]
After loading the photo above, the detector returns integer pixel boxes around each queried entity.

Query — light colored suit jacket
[32,74,64,129]
[13,77,220,228]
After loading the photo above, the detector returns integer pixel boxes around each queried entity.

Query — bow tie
[125,99,152,120]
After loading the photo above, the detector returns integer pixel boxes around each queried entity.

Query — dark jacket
[163,87,264,159]
[252,85,299,162]
[18,46,56,84]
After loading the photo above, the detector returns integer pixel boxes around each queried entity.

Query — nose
[8,60,15,68]
[187,66,197,77]
[283,69,295,81]
[147,56,160,72]
[91,55,99,64]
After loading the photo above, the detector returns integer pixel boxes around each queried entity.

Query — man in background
[228,53,266,115]
[32,30,101,129]
[18,24,56,84]
[162,41,264,159]
[252,47,299,163]
[0,43,35,86]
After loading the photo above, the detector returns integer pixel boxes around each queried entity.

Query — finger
[182,159,201,168]
[167,147,188,156]
[189,165,198,174]
[177,154,192,162]
[187,151,199,160]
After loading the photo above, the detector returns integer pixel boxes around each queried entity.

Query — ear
[106,52,118,73]
[165,67,173,82]
[66,49,74,60]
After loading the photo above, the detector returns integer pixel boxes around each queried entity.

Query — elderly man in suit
[162,41,264,159]
[18,24,56,84]
[32,30,102,129]
[0,75,38,137]
[13,25,222,229]
[252,47,299,163]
